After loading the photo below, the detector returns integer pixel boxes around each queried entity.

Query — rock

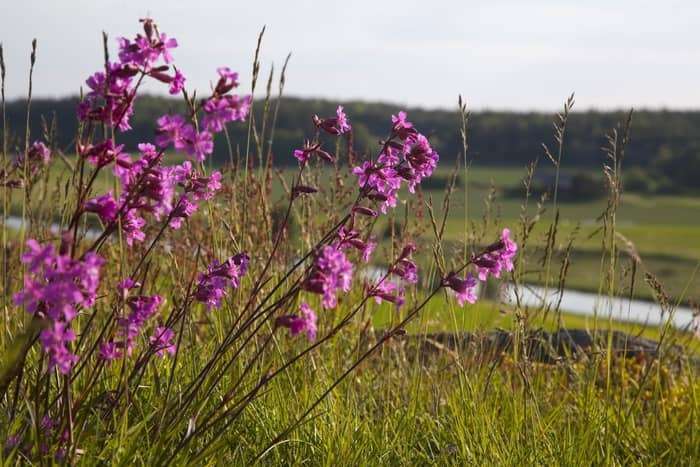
[378,328,697,367]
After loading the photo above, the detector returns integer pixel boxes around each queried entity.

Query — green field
[415,166,700,304]
[5,162,698,305]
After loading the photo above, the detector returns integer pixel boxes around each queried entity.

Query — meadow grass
[1,19,699,466]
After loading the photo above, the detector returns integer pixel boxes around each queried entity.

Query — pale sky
[1,0,698,111]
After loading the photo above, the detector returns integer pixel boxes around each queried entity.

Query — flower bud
[352,206,378,217]
[316,149,335,162]
[399,243,416,260]
[149,71,173,83]
[113,63,140,78]
[368,193,388,202]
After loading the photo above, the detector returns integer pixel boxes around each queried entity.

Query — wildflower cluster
[78,18,180,131]
[370,243,420,308]
[155,67,250,162]
[195,253,250,310]
[150,326,177,357]
[352,111,439,213]
[289,109,437,335]
[443,228,519,306]
[276,302,318,341]
[78,18,249,244]
[13,240,103,373]
[313,105,352,136]
[302,245,354,310]
[15,141,51,175]
[0,140,52,188]
[291,106,350,167]
[99,279,165,361]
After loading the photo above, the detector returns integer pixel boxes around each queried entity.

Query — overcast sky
[1,0,698,111]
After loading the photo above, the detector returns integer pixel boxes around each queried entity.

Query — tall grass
[0,18,698,465]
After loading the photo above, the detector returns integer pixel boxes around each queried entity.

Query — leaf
[0,317,44,396]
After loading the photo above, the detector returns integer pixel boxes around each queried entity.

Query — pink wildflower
[474,228,518,281]
[444,272,478,306]
[195,254,250,310]
[370,279,405,308]
[169,69,186,94]
[313,105,352,135]
[303,245,353,309]
[14,241,103,373]
[276,302,318,341]
[155,114,187,149]
[150,326,176,357]
[84,192,119,223]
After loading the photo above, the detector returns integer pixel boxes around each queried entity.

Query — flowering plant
[0,18,517,463]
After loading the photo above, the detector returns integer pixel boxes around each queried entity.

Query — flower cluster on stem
[443,229,519,306]
[13,240,103,373]
[195,254,250,310]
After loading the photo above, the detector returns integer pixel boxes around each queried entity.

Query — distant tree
[5,96,700,193]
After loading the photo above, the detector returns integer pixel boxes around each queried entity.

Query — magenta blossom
[169,197,198,229]
[402,134,439,192]
[79,61,136,131]
[27,141,51,165]
[14,141,51,176]
[444,272,478,306]
[155,114,187,149]
[474,228,518,281]
[117,19,178,68]
[276,302,318,342]
[215,67,240,93]
[14,242,103,321]
[14,240,103,373]
[99,341,122,361]
[82,140,125,168]
[85,192,119,223]
[292,141,334,166]
[121,210,147,246]
[334,226,376,263]
[313,105,352,135]
[195,253,250,310]
[173,161,222,200]
[351,112,439,211]
[303,245,353,309]
[164,162,223,228]
[150,326,176,357]
[391,258,418,284]
[39,322,78,374]
[78,19,183,132]
[200,66,250,132]
[293,148,312,165]
[202,95,251,133]
[391,111,416,139]
[370,279,405,308]
[169,69,186,95]
[352,157,401,213]
[361,240,376,263]
[100,292,164,362]
[181,126,214,162]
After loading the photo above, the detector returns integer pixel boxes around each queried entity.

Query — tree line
[3,95,699,193]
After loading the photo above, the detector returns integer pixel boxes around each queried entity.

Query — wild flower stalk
[0,18,521,464]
